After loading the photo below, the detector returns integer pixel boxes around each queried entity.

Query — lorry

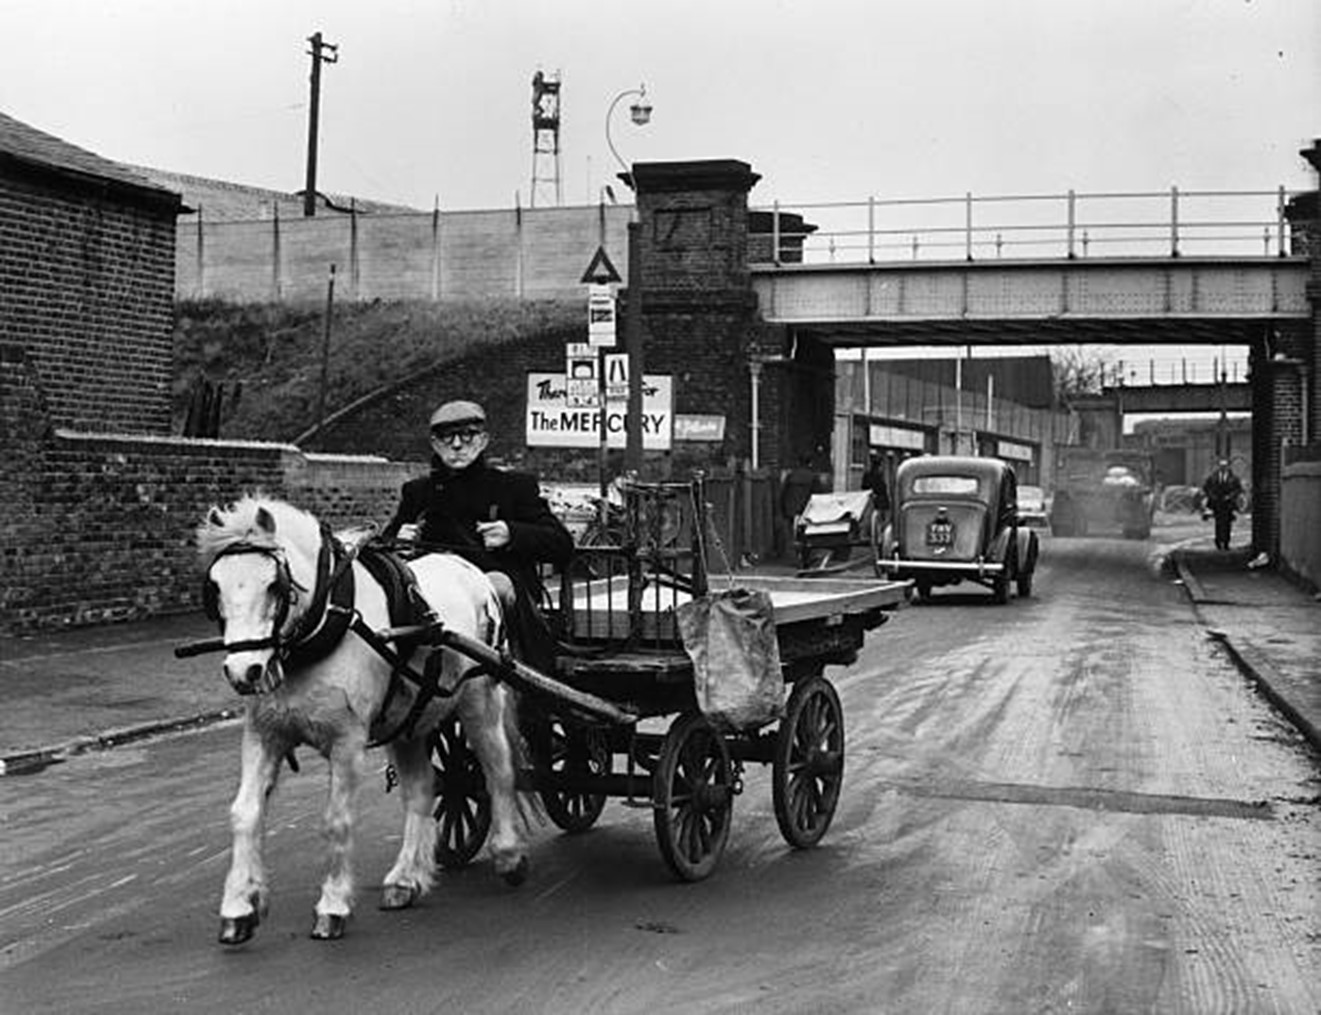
[1048,448,1158,539]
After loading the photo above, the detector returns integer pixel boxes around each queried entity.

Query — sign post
[580,246,623,511]
[624,221,644,474]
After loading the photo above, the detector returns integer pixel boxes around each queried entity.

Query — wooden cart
[416,477,908,881]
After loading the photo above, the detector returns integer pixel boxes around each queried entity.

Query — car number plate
[926,520,954,546]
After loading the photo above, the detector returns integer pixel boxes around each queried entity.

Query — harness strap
[352,614,493,748]
[281,527,356,667]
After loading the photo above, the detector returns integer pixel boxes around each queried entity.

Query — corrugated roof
[0,110,176,199]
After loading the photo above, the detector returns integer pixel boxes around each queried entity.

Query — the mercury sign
[526,372,672,449]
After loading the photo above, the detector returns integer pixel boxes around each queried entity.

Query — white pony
[195,495,528,944]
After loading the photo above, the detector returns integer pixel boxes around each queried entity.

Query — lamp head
[629,86,652,126]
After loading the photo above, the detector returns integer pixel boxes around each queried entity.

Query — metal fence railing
[750,187,1302,265]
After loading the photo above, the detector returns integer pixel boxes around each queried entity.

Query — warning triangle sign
[580,246,622,285]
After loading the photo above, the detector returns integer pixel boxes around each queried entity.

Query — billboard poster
[526,372,672,449]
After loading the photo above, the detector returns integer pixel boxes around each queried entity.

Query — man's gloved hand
[397,523,420,542]
[476,520,511,550]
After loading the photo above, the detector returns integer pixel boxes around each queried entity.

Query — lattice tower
[530,69,562,208]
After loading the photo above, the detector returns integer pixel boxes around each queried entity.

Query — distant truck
[1049,448,1158,539]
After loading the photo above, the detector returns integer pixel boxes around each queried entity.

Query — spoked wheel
[773,674,845,849]
[429,716,491,869]
[541,720,611,833]
[652,712,734,882]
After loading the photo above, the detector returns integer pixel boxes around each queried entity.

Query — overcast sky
[3,0,1316,210]
[2,0,1317,380]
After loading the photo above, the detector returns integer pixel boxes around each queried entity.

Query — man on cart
[382,399,573,671]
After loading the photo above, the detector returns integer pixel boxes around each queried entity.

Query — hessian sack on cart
[676,588,784,731]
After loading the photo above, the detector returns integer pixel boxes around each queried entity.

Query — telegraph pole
[304,31,338,218]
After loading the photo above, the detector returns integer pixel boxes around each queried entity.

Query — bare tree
[1051,345,1118,405]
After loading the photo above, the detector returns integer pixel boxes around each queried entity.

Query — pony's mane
[197,495,320,566]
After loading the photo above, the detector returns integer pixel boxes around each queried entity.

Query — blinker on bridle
[205,543,306,655]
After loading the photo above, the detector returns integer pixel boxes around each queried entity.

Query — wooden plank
[558,573,908,642]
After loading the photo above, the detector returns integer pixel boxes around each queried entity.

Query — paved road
[2,525,1316,1013]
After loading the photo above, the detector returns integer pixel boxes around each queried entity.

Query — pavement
[1,534,1318,776]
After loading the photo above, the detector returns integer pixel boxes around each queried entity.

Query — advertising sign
[526,372,672,449]
[674,414,726,441]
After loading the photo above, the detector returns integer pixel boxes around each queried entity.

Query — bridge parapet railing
[750,187,1302,265]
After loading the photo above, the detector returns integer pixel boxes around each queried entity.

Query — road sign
[579,245,622,285]
[587,284,616,348]
[565,349,598,407]
[604,352,630,401]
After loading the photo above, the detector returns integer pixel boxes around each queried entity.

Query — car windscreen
[911,475,982,496]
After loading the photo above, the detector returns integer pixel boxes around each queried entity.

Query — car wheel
[992,555,1014,604]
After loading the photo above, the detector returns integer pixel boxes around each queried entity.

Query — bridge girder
[1105,383,1252,413]
[751,256,1309,348]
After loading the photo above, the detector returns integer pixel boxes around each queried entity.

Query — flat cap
[429,400,486,428]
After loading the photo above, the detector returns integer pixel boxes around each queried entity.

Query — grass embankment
[172,298,578,444]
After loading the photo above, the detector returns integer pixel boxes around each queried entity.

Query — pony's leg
[310,730,366,940]
[219,721,282,945]
[379,733,438,910]
[460,681,528,885]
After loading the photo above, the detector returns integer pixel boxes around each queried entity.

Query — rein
[181,534,504,748]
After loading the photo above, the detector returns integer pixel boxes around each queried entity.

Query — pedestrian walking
[861,451,891,520]
[1201,458,1244,551]
[779,453,822,559]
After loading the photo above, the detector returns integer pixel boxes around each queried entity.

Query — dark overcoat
[383,457,573,601]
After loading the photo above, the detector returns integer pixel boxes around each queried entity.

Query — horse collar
[281,526,356,667]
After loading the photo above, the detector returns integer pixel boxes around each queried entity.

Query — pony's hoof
[310,912,349,940]
[218,913,258,946]
[501,855,529,887]
[379,883,419,911]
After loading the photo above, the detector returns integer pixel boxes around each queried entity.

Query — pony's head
[197,496,322,695]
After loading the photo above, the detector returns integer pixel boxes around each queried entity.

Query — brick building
[0,111,184,433]
[0,113,413,633]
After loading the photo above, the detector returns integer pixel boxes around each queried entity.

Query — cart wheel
[541,721,610,833]
[773,675,845,849]
[653,712,733,882]
[430,716,491,868]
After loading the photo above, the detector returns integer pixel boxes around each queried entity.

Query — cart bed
[550,574,907,716]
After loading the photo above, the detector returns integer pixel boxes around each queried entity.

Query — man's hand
[476,520,511,550]
[397,523,420,542]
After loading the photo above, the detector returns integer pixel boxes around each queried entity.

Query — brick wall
[0,173,176,434]
[1,343,421,633]
[1281,458,1321,590]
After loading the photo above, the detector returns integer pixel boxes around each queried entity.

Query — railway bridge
[622,146,1319,558]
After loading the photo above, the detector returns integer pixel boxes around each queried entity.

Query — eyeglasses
[431,426,486,446]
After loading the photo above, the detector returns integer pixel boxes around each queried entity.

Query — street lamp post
[604,85,652,473]
[605,84,652,188]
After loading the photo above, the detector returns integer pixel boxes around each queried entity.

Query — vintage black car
[876,456,1039,603]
